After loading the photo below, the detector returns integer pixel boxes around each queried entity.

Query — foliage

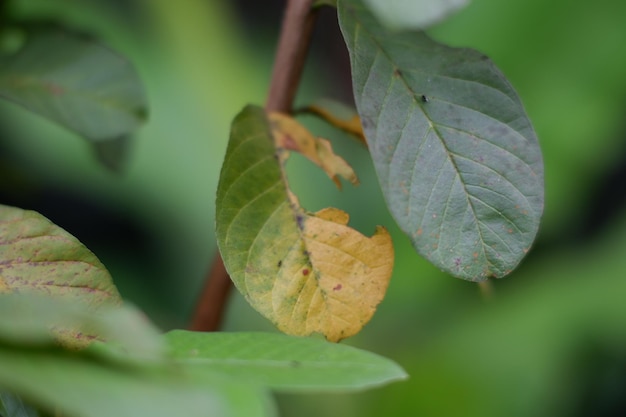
[0,0,593,416]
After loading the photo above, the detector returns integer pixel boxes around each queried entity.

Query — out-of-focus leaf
[166,330,408,392]
[353,0,469,30]
[0,29,147,143]
[92,135,133,173]
[0,204,122,347]
[338,0,543,281]
[216,106,394,342]
[0,391,39,417]
[0,347,224,417]
[269,111,359,188]
[0,295,164,360]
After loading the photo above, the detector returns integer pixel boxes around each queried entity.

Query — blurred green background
[1,0,625,416]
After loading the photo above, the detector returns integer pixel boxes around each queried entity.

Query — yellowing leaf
[216,106,394,342]
[270,207,393,342]
[305,103,366,145]
[269,111,359,189]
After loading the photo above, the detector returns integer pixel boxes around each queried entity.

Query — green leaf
[216,105,394,341]
[0,347,225,417]
[0,391,39,417]
[0,294,164,360]
[357,0,469,30]
[166,330,408,392]
[338,0,544,280]
[0,28,147,142]
[0,204,123,347]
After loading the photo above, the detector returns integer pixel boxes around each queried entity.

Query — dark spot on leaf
[393,68,402,77]
[361,118,372,130]
[302,268,310,276]
[277,260,282,267]
[295,214,305,230]
[290,360,301,368]
[333,284,342,291]
[421,95,429,103]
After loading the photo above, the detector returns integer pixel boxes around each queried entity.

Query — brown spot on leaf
[333,284,342,291]
[302,268,310,276]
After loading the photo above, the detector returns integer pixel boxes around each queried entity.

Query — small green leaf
[355,0,469,30]
[338,0,544,280]
[0,391,39,417]
[0,28,147,143]
[216,106,394,341]
[166,330,408,392]
[0,204,123,347]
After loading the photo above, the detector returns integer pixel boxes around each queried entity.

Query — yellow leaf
[269,111,359,189]
[306,103,366,146]
[270,208,394,342]
[218,106,394,342]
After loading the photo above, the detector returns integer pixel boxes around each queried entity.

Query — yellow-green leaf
[0,204,122,348]
[216,105,394,342]
[269,111,359,189]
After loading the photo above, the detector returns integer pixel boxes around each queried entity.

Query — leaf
[358,0,469,30]
[0,28,147,144]
[0,346,226,417]
[0,204,123,347]
[301,99,366,145]
[165,330,408,392]
[269,111,359,189]
[0,391,39,417]
[338,0,544,280]
[216,105,394,342]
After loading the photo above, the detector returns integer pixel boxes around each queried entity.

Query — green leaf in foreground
[0,347,224,417]
[166,330,408,392]
[0,204,122,347]
[338,0,544,280]
[216,105,394,342]
[357,0,469,30]
[0,29,147,143]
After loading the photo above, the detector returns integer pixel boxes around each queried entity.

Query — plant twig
[189,0,319,331]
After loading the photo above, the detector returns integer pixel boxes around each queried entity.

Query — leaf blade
[216,106,394,341]
[359,0,469,30]
[338,0,544,280]
[0,29,147,142]
[0,205,123,347]
[166,330,408,392]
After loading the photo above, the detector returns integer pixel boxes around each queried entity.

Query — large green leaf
[0,29,147,142]
[216,105,394,341]
[338,0,544,281]
[360,0,469,30]
[0,204,122,346]
[166,330,407,392]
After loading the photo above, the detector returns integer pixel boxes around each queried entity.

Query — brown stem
[189,0,319,331]
[189,254,231,331]
[266,0,319,112]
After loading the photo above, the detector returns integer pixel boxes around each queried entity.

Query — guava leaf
[0,28,147,167]
[0,294,165,363]
[0,391,39,417]
[269,111,359,188]
[338,1,544,280]
[355,0,469,30]
[166,330,408,392]
[0,346,226,417]
[302,99,366,145]
[0,204,122,347]
[216,105,394,341]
